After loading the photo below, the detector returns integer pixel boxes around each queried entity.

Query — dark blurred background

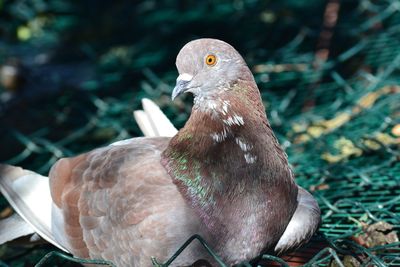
[0,0,399,266]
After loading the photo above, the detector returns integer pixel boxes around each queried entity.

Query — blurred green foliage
[0,0,400,266]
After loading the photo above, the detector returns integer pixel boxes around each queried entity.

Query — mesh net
[0,0,399,266]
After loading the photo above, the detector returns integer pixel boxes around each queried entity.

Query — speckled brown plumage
[162,76,298,265]
[49,137,214,266]
[38,38,319,266]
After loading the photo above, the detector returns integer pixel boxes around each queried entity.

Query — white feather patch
[133,98,178,137]
[0,213,35,244]
[221,100,230,115]
[235,138,252,152]
[0,165,69,252]
[176,73,193,82]
[244,153,257,164]
[211,128,229,143]
[133,110,157,137]
[223,114,244,126]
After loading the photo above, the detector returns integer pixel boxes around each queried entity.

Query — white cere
[177,73,193,82]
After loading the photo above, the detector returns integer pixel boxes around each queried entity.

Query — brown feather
[49,137,213,266]
[162,79,298,264]
[43,38,319,266]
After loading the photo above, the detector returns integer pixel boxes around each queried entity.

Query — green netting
[0,0,400,266]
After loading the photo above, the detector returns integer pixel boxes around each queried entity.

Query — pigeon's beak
[172,73,193,100]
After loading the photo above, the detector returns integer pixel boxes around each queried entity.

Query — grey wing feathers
[274,186,320,254]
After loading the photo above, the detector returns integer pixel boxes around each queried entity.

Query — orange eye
[205,55,217,66]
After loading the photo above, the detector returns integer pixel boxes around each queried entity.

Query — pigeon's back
[49,137,208,266]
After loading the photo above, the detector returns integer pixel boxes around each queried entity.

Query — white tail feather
[133,110,157,137]
[134,98,178,137]
[0,98,176,249]
[0,164,68,252]
[0,213,35,244]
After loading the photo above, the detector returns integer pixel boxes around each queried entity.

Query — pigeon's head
[172,38,253,100]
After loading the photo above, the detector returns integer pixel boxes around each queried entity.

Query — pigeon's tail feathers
[274,186,321,254]
[0,164,68,252]
[134,98,178,137]
[133,110,157,137]
[0,213,35,244]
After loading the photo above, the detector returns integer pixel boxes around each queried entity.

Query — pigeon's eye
[205,55,217,66]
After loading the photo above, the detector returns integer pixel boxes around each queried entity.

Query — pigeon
[0,38,320,266]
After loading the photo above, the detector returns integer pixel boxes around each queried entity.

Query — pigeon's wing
[49,137,204,266]
[0,98,176,247]
[133,98,178,137]
[0,164,69,251]
[274,186,321,254]
[0,213,35,244]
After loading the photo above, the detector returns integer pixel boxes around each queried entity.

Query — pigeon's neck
[162,81,297,251]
